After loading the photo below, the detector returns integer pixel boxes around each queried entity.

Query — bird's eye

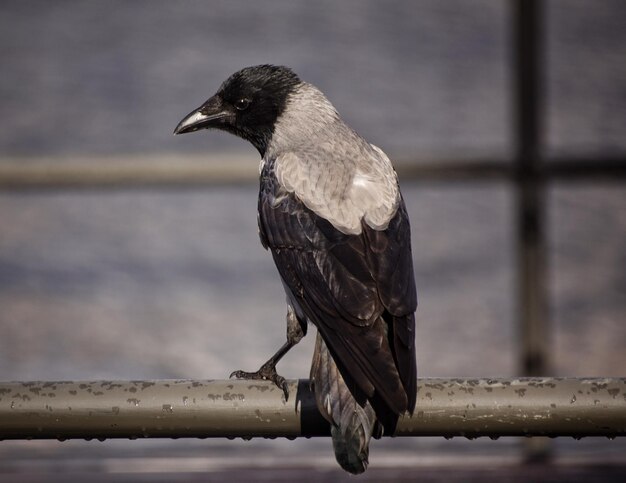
[234,98,251,111]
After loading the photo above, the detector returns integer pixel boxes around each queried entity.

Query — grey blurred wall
[0,0,624,382]
[0,0,625,474]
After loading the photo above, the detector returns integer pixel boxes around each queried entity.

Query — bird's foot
[230,362,290,401]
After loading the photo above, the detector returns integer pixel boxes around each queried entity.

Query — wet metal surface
[400,377,626,438]
[0,378,624,441]
[0,379,322,440]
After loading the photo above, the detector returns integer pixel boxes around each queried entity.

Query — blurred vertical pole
[512,0,551,462]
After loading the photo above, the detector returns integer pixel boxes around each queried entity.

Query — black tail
[310,332,379,474]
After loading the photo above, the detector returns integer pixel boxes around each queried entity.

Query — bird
[174,65,417,474]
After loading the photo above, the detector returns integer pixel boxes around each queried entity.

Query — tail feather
[310,332,378,475]
[330,409,374,474]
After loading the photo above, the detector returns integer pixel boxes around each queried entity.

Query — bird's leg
[230,341,292,398]
[230,305,306,401]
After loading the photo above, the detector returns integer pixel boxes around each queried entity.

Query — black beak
[173,95,232,135]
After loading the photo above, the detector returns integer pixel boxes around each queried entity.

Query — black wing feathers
[258,167,417,423]
[363,201,418,414]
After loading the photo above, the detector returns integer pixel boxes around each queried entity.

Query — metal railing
[1,378,624,441]
[1,156,625,190]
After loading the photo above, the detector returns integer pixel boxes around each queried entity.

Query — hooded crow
[174,65,417,474]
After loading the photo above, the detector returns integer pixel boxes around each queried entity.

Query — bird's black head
[174,65,301,156]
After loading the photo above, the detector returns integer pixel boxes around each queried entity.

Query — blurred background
[0,0,625,481]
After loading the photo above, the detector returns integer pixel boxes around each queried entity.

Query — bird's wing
[258,165,417,418]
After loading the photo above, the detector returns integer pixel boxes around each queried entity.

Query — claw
[229,364,290,401]
[279,379,289,402]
